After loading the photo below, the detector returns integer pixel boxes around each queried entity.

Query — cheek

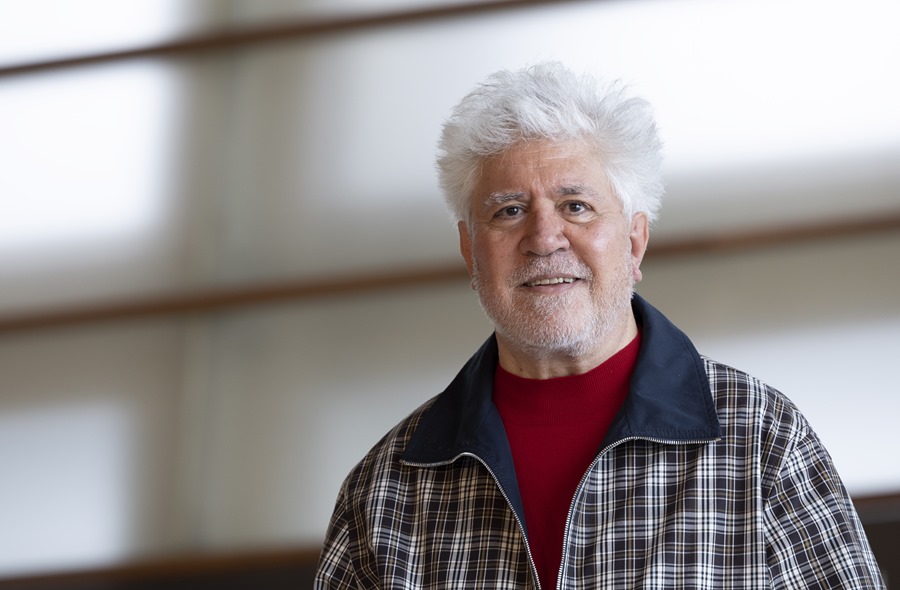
[576,234,615,261]
[474,253,507,282]
[472,236,513,272]
[577,237,631,279]
[580,224,628,253]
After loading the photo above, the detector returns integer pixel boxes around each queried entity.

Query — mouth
[523,276,580,288]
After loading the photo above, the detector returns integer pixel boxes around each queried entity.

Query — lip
[522,275,581,288]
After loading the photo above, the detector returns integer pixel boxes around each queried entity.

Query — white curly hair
[436,63,664,226]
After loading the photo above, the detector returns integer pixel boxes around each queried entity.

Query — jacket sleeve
[763,429,885,588]
[314,490,362,590]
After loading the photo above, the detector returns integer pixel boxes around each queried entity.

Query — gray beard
[472,252,634,359]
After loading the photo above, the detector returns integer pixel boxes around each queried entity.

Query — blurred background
[1,0,898,587]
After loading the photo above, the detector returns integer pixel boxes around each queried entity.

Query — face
[458,139,649,364]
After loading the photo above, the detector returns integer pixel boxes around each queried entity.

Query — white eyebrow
[482,191,526,211]
[557,185,596,197]
[479,185,599,213]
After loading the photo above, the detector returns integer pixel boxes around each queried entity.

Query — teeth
[527,277,576,287]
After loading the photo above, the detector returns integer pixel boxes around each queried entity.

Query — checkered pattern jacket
[315,296,884,589]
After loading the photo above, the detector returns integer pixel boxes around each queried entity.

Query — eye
[564,201,588,214]
[495,205,523,218]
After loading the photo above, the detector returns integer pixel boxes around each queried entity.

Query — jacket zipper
[402,453,542,590]
[554,436,721,590]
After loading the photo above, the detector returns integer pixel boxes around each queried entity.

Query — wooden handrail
[0,0,591,77]
[1,213,898,334]
[0,547,321,589]
[644,212,900,259]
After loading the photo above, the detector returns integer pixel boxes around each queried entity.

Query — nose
[519,206,569,257]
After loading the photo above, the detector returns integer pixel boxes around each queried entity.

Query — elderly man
[315,64,883,588]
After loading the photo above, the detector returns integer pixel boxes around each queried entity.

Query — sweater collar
[402,294,722,466]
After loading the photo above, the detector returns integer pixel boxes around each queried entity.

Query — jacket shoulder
[701,357,815,491]
[702,356,810,432]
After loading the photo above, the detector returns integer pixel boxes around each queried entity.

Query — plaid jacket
[315,296,884,589]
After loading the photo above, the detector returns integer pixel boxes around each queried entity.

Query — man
[315,63,884,588]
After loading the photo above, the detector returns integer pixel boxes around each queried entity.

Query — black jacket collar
[402,294,722,481]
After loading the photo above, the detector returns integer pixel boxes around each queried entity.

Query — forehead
[474,139,608,196]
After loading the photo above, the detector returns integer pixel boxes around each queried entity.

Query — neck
[496,312,639,379]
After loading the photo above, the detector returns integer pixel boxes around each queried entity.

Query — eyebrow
[482,191,526,211]
[480,185,599,212]
[558,184,596,197]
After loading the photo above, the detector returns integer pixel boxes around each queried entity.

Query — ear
[457,220,475,280]
[629,212,649,284]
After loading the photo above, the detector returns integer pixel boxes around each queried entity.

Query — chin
[498,318,602,359]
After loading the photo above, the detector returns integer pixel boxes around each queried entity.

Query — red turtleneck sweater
[492,333,641,590]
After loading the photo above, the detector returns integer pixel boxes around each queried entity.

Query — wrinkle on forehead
[485,138,605,178]
[490,139,583,168]
[481,141,607,189]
